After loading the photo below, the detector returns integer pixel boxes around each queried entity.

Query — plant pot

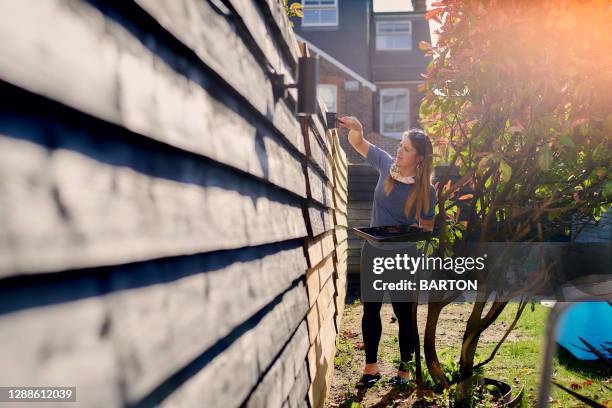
[455,376,524,407]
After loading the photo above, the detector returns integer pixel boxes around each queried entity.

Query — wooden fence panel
[0,134,306,276]
[159,282,308,408]
[0,1,350,407]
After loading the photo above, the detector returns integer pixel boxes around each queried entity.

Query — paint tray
[352,225,433,243]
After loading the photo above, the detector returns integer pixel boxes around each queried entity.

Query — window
[376,20,412,50]
[379,88,410,137]
[318,84,337,112]
[302,0,338,27]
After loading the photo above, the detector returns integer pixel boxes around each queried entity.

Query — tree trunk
[459,302,486,376]
[424,302,449,388]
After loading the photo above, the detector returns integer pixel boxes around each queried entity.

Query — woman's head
[384,129,434,221]
[395,129,433,171]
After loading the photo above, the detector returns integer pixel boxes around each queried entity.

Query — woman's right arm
[338,116,371,158]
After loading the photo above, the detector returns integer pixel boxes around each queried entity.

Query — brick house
[291,0,432,163]
[291,1,433,276]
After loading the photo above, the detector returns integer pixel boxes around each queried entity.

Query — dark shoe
[389,375,412,387]
[355,372,381,389]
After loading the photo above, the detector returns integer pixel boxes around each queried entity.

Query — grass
[478,304,610,407]
[329,302,611,407]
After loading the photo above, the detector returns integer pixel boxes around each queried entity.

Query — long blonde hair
[383,129,434,220]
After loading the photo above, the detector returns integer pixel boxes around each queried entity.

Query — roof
[295,35,377,92]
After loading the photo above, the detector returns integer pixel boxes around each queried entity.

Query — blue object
[556,302,612,360]
[366,144,436,227]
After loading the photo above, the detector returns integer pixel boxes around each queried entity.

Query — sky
[372,0,413,12]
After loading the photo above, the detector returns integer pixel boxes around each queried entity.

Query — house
[291,0,433,276]
[291,0,432,163]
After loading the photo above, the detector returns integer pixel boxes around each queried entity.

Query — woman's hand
[338,116,363,132]
[338,116,369,158]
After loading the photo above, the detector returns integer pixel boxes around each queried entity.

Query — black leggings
[362,300,418,364]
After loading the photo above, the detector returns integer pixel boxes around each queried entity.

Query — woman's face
[395,137,421,168]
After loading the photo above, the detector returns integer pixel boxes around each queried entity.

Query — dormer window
[302,0,338,27]
[376,20,412,50]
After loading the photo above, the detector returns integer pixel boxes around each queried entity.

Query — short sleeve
[365,144,393,173]
[420,185,437,220]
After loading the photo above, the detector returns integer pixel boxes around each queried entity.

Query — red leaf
[419,41,431,50]
[570,382,582,390]
[425,8,445,22]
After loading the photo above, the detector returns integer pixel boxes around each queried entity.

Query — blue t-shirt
[366,144,436,227]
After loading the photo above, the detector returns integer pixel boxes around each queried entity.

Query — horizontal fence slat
[335,211,348,228]
[0,136,306,276]
[160,281,309,408]
[349,208,373,220]
[348,201,374,210]
[0,1,306,195]
[226,0,297,77]
[307,300,336,408]
[348,164,379,177]
[0,244,308,406]
[108,246,307,403]
[305,231,335,269]
[134,0,304,153]
[306,204,333,237]
[316,254,335,292]
[307,165,334,208]
[306,303,319,345]
[245,321,309,408]
[259,0,301,64]
[306,128,333,181]
[309,115,330,155]
[282,360,309,408]
[335,227,348,245]
[0,297,121,407]
[348,191,377,201]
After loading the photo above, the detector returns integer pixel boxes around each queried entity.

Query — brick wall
[337,131,402,165]
[319,58,381,164]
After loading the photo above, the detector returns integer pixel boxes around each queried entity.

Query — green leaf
[500,160,512,182]
[560,134,575,148]
[603,181,612,199]
[538,144,552,171]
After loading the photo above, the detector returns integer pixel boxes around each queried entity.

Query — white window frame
[317,84,338,112]
[301,0,339,27]
[376,20,413,51]
[379,88,410,138]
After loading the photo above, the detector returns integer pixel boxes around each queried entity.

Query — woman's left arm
[418,185,437,231]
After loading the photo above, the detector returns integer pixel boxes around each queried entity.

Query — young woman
[338,116,436,389]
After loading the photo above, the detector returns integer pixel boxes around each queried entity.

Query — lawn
[327,301,611,407]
